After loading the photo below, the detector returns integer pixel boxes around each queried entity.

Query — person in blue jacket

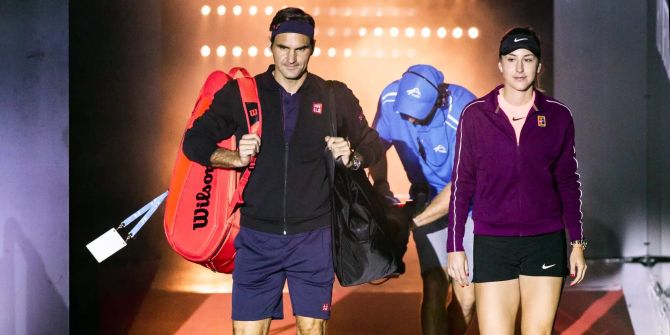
[370,64,477,335]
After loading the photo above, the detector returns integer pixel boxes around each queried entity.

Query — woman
[446,27,587,334]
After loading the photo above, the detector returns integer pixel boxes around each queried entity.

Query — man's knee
[233,319,271,335]
[420,268,449,307]
[296,316,327,335]
[421,268,449,291]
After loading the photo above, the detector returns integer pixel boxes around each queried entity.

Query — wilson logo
[193,166,214,230]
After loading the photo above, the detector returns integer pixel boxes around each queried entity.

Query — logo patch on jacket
[537,115,546,127]
[312,102,323,114]
[433,144,447,153]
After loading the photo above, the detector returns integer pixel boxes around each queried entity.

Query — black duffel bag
[326,81,402,286]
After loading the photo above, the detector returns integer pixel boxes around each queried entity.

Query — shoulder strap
[228,67,262,217]
[326,80,337,185]
[327,80,337,137]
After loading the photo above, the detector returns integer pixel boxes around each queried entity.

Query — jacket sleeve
[182,82,240,166]
[371,96,393,151]
[447,108,476,252]
[334,81,384,168]
[553,116,584,242]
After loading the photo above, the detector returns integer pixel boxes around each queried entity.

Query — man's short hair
[269,7,316,47]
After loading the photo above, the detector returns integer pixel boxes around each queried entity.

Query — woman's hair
[269,7,316,46]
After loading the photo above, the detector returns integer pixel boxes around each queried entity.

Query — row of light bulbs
[199,26,478,39]
[317,26,478,39]
[199,6,479,40]
[200,45,420,59]
[200,5,419,17]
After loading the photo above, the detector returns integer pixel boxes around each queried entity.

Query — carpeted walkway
[106,238,635,335]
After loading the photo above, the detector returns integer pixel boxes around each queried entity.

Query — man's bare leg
[233,319,271,335]
[296,316,327,335]
[420,267,449,335]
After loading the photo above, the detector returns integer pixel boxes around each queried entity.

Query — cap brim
[395,98,434,120]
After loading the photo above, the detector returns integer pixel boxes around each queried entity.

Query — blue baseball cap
[395,64,445,120]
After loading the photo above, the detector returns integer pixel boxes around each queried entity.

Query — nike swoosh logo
[514,37,528,42]
[512,117,525,121]
[542,263,556,270]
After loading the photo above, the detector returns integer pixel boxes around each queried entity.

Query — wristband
[570,239,587,250]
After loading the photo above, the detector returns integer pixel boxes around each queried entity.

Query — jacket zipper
[516,143,522,230]
[283,142,289,235]
[514,110,537,235]
[501,111,524,229]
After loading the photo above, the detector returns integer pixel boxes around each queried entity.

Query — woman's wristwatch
[570,239,588,250]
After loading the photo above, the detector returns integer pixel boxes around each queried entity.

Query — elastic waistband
[241,210,331,235]
[473,217,564,237]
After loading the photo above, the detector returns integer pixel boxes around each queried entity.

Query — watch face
[351,152,362,170]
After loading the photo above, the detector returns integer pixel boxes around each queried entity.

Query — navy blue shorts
[231,226,334,321]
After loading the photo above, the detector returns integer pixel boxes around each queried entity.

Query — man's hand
[447,251,470,287]
[325,136,352,166]
[237,133,261,167]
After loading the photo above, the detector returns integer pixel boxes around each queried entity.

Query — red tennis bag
[164,67,262,273]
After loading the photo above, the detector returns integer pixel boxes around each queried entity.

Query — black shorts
[472,230,568,283]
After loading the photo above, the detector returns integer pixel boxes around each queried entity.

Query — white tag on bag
[86,228,127,263]
[85,191,168,263]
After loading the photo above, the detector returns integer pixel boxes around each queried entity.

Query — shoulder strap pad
[227,67,262,216]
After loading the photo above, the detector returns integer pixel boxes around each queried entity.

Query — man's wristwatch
[570,239,588,250]
[346,151,363,170]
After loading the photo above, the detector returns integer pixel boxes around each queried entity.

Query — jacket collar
[258,65,317,93]
[486,84,549,114]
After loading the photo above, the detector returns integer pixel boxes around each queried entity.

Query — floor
[97,236,640,335]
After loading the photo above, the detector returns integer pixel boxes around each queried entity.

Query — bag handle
[228,67,252,78]
[227,68,263,218]
[327,81,337,137]
[326,81,338,186]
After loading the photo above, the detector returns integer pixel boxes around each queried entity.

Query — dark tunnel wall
[555,1,649,259]
[647,0,670,286]
[0,0,69,333]
[555,0,670,289]
[70,0,164,332]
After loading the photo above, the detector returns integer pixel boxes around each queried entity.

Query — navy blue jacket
[183,66,383,235]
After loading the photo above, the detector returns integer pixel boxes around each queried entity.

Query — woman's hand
[569,245,587,286]
[447,251,470,287]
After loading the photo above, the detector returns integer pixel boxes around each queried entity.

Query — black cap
[499,28,541,59]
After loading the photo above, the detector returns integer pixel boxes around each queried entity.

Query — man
[370,64,476,335]
[182,7,383,335]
